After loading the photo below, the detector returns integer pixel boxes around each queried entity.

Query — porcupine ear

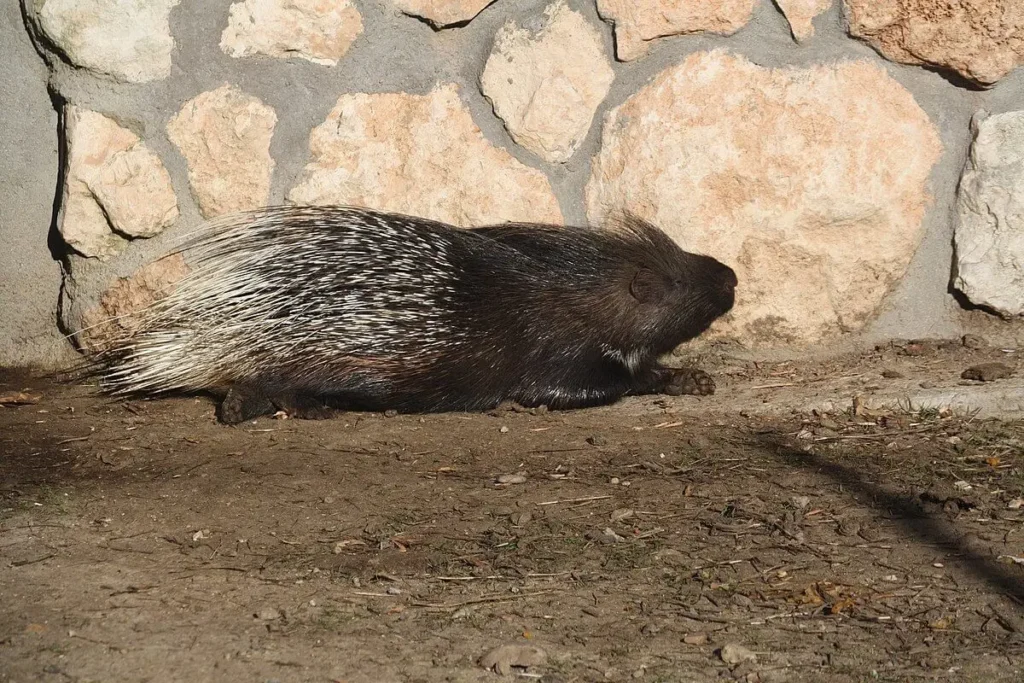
[629,268,667,304]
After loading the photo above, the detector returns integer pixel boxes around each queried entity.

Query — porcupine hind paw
[662,367,716,396]
[272,394,336,420]
[219,387,276,424]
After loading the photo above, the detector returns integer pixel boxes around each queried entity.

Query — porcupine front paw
[661,367,716,396]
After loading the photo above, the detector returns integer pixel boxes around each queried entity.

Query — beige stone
[34,0,180,83]
[596,0,757,61]
[586,50,942,347]
[79,254,189,352]
[953,110,1024,316]
[481,1,614,163]
[288,84,562,227]
[776,0,832,41]
[393,0,493,28]
[845,0,1024,86]
[60,106,179,259]
[167,85,277,219]
[221,0,364,66]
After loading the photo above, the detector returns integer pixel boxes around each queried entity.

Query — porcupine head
[576,212,737,364]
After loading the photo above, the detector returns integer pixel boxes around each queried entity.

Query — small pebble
[256,607,283,621]
[610,477,620,485]
[586,435,607,446]
[719,643,757,665]
[961,362,1013,382]
[610,508,635,522]
[499,425,509,433]
[683,633,708,646]
[962,334,988,349]
[818,417,840,430]
[602,527,626,543]
[510,511,532,526]
[383,409,398,418]
[496,473,527,485]
[881,369,904,379]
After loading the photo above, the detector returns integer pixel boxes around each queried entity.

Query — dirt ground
[2,341,1024,682]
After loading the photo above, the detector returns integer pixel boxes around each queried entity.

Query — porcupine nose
[720,265,738,295]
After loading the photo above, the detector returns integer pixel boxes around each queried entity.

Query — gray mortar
[6,0,1024,367]
[0,0,75,367]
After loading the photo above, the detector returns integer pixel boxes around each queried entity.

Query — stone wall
[5,0,1024,366]
[0,0,70,367]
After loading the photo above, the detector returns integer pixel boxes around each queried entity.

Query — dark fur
[89,206,737,423]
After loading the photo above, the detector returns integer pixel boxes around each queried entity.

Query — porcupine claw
[661,368,716,396]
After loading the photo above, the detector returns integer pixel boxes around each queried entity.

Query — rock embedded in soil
[288,84,562,227]
[221,0,364,66]
[953,110,1024,316]
[478,644,547,675]
[481,0,614,163]
[961,334,988,350]
[586,50,942,347]
[596,0,758,60]
[33,0,180,82]
[845,0,1024,87]
[719,642,757,665]
[961,362,1014,382]
[167,85,278,219]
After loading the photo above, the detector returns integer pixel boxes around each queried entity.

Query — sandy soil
[1,342,1023,682]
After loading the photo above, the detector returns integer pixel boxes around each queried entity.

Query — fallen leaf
[828,598,856,615]
[797,585,825,606]
[0,391,41,405]
[333,539,366,553]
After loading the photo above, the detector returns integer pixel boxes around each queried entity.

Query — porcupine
[86,205,737,424]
